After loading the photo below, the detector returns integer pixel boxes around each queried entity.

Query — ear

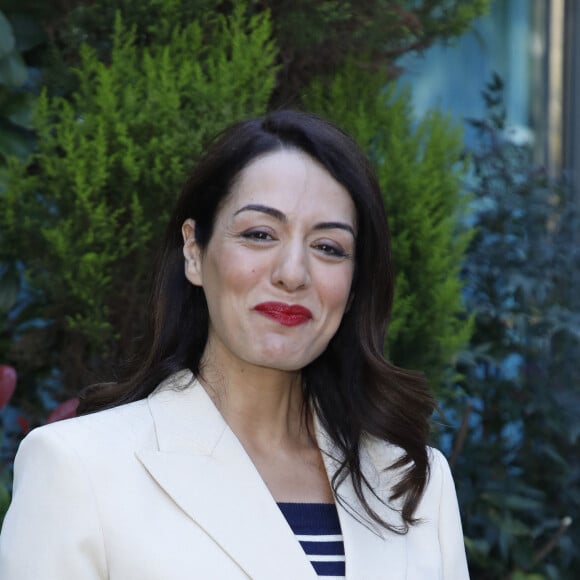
[182,219,203,287]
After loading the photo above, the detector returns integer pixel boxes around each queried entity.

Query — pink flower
[0,365,17,410]
[45,398,79,424]
[16,416,30,435]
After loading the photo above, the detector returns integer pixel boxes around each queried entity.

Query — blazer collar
[137,370,317,579]
[137,370,407,579]
[315,416,408,579]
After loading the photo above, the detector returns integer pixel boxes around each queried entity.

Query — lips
[254,302,313,327]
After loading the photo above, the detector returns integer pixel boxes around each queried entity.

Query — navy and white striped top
[277,502,346,579]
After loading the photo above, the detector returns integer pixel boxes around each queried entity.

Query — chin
[254,357,304,372]
[254,349,322,373]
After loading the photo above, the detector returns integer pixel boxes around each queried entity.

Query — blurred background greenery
[0,1,578,578]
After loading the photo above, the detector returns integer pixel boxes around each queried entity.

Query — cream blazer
[0,370,469,579]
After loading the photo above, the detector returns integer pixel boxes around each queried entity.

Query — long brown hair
[79,110,435,533]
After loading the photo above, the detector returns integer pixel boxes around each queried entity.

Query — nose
[271,240,311,292]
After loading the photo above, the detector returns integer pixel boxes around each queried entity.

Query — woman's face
[182,149,357,374]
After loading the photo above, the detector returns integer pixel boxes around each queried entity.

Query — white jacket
[0,370,469,579]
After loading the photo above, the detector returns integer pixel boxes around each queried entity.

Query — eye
[241,229,275,242]
[313,242,349,258]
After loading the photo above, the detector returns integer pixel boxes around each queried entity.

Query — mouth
[253,302,313,327]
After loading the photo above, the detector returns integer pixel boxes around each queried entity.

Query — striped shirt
[277,502,346,579]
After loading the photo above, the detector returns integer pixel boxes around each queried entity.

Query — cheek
[204,247,264,297]
[319,267,354,313]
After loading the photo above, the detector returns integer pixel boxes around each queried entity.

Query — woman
[0,111,469,579]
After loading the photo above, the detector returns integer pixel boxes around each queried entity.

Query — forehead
[219,149,357,225]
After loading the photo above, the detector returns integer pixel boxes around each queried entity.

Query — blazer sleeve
[431,448,470,580]
[0,426,107,580]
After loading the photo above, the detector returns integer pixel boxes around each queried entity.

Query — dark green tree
[252,0,490,104]
[31,0,489,104]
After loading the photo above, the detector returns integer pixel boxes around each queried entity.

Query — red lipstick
[254,302,313,327]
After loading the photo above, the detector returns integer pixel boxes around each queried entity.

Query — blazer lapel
[136,371,317,580]
[315,418,408,580]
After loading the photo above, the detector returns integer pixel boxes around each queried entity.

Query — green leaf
[0,124,33,159]
[7,98,33,128]
[501,516,532,536]
[0,90,35,128]
[0,263,20,313]
[511,572,544,580]
[10,14,46,52]
[0,11,15,59]
[0,51,27,87]
[501,494,545,512]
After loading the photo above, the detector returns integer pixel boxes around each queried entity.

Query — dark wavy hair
[79,110,435,533]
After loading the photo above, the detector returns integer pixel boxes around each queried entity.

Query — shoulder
[16,397,155,466]
[14,369,197,467]
[362,435,461,508]
[362,437,456,507]
[426,447,454,488]
[422,447,458,512]
[363,434,451,477]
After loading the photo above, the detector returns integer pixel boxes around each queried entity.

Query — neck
[199,351,310,452]
[198,340,333,504]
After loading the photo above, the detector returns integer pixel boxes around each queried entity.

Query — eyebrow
[234,204,356,237]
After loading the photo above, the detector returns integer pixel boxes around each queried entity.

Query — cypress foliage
[305,66,472,388]
[0,4,277,391]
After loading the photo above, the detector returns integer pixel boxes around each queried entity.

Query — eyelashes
[240,230,351,259]
[241,230,273,241]
[313,243,349,258]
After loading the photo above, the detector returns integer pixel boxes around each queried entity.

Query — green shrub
[449,77,580,579]
[305,65,473,389]
[0,4,277,397]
